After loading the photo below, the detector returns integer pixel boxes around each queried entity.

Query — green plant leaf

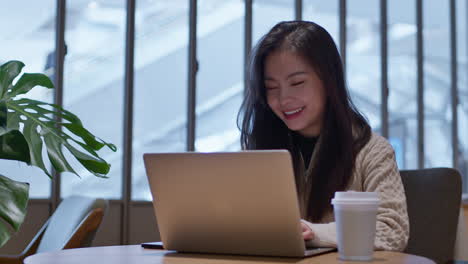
[0,60,116,248]
[0,174,29,248]
[63,123,117,152]
[0,130,30,163]
[0,60,116,179]
[42,129,77,175]
[0,222,11,249]
[0,100,7,135]
[22,121,50,178]
[6,98,115,178]
[6,73,54,99]
[0,61,24,98]
[65,142,109,177]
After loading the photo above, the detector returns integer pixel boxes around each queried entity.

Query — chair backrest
[36,196,108,253]
[400,168,462,264]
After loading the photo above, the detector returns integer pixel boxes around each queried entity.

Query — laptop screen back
[143,150,307,257]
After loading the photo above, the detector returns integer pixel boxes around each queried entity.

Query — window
[423,0,451,168]
[132,0,188,200]
[61,0,126,199]
[195,0,244,152]
[303,0,339,45]
[388,0,417,169]
[7,0,467,201]
[347,0,381,132]
[0,0,56,198]
[456,0,468,192]
[253,0,294,43]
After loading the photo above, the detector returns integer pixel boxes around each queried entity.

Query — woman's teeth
[284,107,304,115]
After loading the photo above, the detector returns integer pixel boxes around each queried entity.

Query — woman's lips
[283,107,304,120]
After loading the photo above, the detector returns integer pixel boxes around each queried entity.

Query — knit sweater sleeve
[359,135,409,251]
[303,134,409,251]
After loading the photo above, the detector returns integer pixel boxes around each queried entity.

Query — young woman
[238,21,409,251]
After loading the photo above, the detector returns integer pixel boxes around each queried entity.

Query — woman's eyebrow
[264,71,307,81]
[286,71,307,79]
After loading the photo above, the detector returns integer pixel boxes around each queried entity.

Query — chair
[0,196,108,264]
[400,168,462,264]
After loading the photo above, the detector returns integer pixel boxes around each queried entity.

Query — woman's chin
[285,123,305,132]
[285,124,321,137]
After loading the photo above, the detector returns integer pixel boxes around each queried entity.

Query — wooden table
[24,245,436,264]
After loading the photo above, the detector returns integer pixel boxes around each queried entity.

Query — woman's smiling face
[264,50,326,137]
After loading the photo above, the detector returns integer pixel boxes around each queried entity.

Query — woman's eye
[292,81,304,86]
[266,86,278,91]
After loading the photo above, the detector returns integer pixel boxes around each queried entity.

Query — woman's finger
[301,223,315,240]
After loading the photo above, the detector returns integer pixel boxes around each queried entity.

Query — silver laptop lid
[144,150,306,257]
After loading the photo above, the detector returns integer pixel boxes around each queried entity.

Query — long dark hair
[238,21,371,222]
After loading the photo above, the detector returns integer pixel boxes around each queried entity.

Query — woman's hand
[301,222,315,240]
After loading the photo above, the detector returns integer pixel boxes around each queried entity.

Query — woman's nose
[279,87,294,104]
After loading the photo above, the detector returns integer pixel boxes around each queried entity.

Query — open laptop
[143,150,335,257]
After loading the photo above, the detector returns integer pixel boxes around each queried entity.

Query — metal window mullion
[416,0,424,169]
[51,0,66,212]
[244,0,252,94]
[450,0,458,169]
[187,0,197,151]
[339,0,347,73]
[295,0,302,21]
[380,0,388,138]
[121,0,136,245]
[465,0,468,192]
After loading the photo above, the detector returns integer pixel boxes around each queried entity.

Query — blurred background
[0,0,466,248]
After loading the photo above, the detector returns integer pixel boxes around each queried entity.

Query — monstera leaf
[0,60,116,247]
[0,60,116,177]
[0,174,28,247]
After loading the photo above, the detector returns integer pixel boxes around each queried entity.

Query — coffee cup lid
[331,191,380,205]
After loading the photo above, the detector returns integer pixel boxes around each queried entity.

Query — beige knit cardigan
[302,133,409,251]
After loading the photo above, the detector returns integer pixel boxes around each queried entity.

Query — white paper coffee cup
[331,191,380,261]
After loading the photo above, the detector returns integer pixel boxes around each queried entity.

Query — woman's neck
[293,133,319,169]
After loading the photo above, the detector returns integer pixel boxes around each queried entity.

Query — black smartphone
[141,241,164,249]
